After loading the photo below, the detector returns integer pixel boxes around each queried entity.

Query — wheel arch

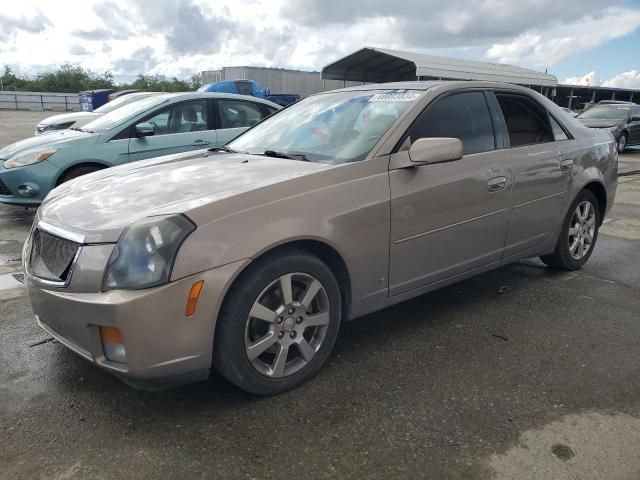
[216,239,353,329]
[582,181,607,225]
[55,161,110,186]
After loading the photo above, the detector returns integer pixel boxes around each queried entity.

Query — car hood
[38,112,101,126]
[38,151,331,243]
[0,129,94,159]
[578,119,620,128]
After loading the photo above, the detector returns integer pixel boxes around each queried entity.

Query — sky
[1,0,639,88]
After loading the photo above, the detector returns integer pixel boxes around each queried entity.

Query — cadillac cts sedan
[24,81,617,394]
[0,92,280,206]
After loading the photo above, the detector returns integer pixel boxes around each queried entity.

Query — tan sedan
[24,81,617,394]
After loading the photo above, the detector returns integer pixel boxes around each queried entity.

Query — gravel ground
[1,111,640,479]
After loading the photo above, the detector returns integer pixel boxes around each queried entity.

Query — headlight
[607,126,619,132]
[3,148,58,169]
[103,215,195,291]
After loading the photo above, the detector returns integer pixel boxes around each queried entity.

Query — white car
[35,92,160,135]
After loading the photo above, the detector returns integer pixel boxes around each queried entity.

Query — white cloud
[564,71,600,86]
[486,8,640,68]
[1,0,640,83]
[603,70,640,89]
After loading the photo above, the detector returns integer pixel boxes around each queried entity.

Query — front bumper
[0,160,59,206]
[26,259,248,389]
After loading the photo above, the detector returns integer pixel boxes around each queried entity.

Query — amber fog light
[100,326,127,363]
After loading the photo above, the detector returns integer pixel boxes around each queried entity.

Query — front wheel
[540,190,601,270]
[213,248,342,395]
[617,133,627,154]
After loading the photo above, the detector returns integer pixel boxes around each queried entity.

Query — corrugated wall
[202,67,364,97]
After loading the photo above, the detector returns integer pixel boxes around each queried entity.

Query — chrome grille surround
[24,222,84,287]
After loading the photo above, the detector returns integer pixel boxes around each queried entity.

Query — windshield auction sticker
[369,91,421,102]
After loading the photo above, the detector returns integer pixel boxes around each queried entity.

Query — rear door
[490,91,574,259]
[215,98,272,145]
[128,99,216,161]
[388,90,512,295]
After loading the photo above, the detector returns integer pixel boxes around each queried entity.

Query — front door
[128,99,217,161]
[389,91,511,296]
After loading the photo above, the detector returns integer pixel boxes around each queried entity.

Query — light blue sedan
[0,92,280,206]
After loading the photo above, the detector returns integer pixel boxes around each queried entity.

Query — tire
[213,248,342,395]
[540,189,601,270]
[617,133,627,154]
[57,165,105,186]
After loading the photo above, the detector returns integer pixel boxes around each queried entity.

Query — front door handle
[191,139,210,146]
[487,176,507,192]
[560,159,574,172]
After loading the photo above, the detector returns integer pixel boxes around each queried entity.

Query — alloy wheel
[244,273,330,378]
[568,201,597,260]
[618,135,626,153]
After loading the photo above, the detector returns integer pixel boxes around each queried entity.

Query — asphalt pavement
[1,111,640,479]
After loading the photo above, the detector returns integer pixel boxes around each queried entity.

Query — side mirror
[631,115,640,122]
[408,137,464,165]
[135,122,155,137]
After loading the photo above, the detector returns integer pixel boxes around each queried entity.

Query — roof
[152,91,282,108]
[321,47,557,87]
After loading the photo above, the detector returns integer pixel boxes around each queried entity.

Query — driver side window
[402,91,496,155]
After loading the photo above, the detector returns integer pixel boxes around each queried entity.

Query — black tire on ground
[540,189,601,270]
[57,165,105,186]
[213,248,342,395]
[617,133,627,154]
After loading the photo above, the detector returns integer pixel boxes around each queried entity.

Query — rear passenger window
[549,116,569,141]
[218,100,264,128]
[496,94,554,147]
[404,91,495,155]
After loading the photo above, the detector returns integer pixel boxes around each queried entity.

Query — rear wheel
[540,190,601,270]
[213,248,342,395]
[57,165,105,185]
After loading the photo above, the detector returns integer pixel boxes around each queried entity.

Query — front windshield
[82,96,168,132]
[228,89,422,163]
[94,93,151,114]
[578,106,631,121]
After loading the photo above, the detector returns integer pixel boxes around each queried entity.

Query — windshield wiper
[208,145,237,153]
[260,150,310,162]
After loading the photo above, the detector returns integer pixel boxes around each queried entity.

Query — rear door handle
[487,176,507,192]
[191,139,210,146]
[560,158,574,172]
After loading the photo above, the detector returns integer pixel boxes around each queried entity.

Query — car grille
[0,178,11,196]
[26,228,81,284]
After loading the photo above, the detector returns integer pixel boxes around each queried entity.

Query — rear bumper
[27,259,248,389]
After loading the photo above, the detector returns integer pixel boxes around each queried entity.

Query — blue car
[0,92,280,206]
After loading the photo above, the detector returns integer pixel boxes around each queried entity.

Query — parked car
[571,102,594,115]
[0,92,280,205]
[577,103,640,153]
[34,92,161,135]
[199,79,301,106]
[24,81,617,394]
[561,107,578,117]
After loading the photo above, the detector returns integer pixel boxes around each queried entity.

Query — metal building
[201,66,362,98]
[322,46,557,88]
[321,46,640,109]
